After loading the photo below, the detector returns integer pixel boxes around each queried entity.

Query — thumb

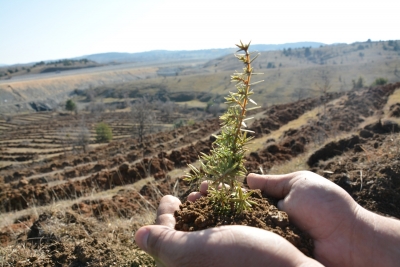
[135,225,187,265]
[247,172,301,199]
[135,225,321,267]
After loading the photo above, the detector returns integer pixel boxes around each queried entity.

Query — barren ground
[1,82,400,266]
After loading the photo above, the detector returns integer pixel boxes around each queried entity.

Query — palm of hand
[247,171,362,266]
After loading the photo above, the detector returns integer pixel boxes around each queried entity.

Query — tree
[153,99,175,122]
[58,120,90,155]
[87,102,105,114]
[304,47,311,57]
[208,102,221,117]
[131,97,156,143]
[316,70,332,97]
[65,99,77,112]
[95,122,113,143]
[352,76,364,89]
[372,77,388,86]
[292,88,309,101]
[85,89,96,102]
[266,62,275,68]
[315,70,332,134]
[76,125,91,152]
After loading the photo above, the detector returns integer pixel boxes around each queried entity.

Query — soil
[1,82,400,266]
[175,190,314,257]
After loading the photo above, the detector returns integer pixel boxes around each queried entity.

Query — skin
[135,171,400,267]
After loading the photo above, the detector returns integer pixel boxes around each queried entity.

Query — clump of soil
[174,190,314,257]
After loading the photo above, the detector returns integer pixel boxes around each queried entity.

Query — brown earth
[1,82,400,266]
[175,190,314,257]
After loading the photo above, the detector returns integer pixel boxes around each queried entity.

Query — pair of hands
[135,171,399,267]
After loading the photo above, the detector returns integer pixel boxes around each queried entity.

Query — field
[0,40,400,266]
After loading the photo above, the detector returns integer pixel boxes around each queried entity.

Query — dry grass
[267,153,310,174]
[176,99,207,109]
[246,107,320,154]
[3,147,66,153]
[383,87,400,117]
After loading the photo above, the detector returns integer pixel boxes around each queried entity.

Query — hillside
[1,40,398,114]
[76,42,324,64]
[0,81,399,265]
[0,59,99,80]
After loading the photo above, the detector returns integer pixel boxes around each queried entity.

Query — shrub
[131,97,156,143]
[372,77,388,86]
[95,122,113,143]
[173,120,185,129]
[186,119,195,126]
[352,76,364,89]
[65,99,77,111]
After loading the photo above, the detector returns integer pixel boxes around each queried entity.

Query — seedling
[185,41,262,213]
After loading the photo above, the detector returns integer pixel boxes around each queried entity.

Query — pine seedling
[185,41,262,213]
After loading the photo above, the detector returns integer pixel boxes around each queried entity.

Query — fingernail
[136,227,150,251]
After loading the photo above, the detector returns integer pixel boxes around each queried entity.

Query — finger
[135,225,188,266]
[187,192,202,202]
[156,195,181,228]
[135,225,183,258]
[157,195,181,216]
[247,172,300,199]
[199,180,209,195]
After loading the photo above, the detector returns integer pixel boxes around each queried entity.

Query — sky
[1,0,399,65]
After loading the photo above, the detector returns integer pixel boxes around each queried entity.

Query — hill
[76,42,324,64]
[0,40,399,115]
[0,59,100,81]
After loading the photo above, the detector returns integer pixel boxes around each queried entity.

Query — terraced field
[1,82,400,266]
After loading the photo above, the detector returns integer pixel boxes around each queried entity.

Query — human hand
[135,194,323,267]
[211,171,396,267]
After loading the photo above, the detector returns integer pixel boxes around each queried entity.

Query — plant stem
[233,48,252,153]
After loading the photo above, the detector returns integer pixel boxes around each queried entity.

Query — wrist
[352,206,400,267]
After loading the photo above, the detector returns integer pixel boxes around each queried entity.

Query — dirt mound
[307,135,361,167]
[63,175,191,226]
[1,210,155,266]
[309,125,400,219]
[249,92,343,137]
[0,118,220,213]
[389,103,400,117]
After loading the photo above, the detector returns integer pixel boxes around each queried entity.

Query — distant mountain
[1,42,326,67]
[76,49,237,64]
[250,42,324,51]
[76,42,325,64]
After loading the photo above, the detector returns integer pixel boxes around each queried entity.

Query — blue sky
[1,0,399,65]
